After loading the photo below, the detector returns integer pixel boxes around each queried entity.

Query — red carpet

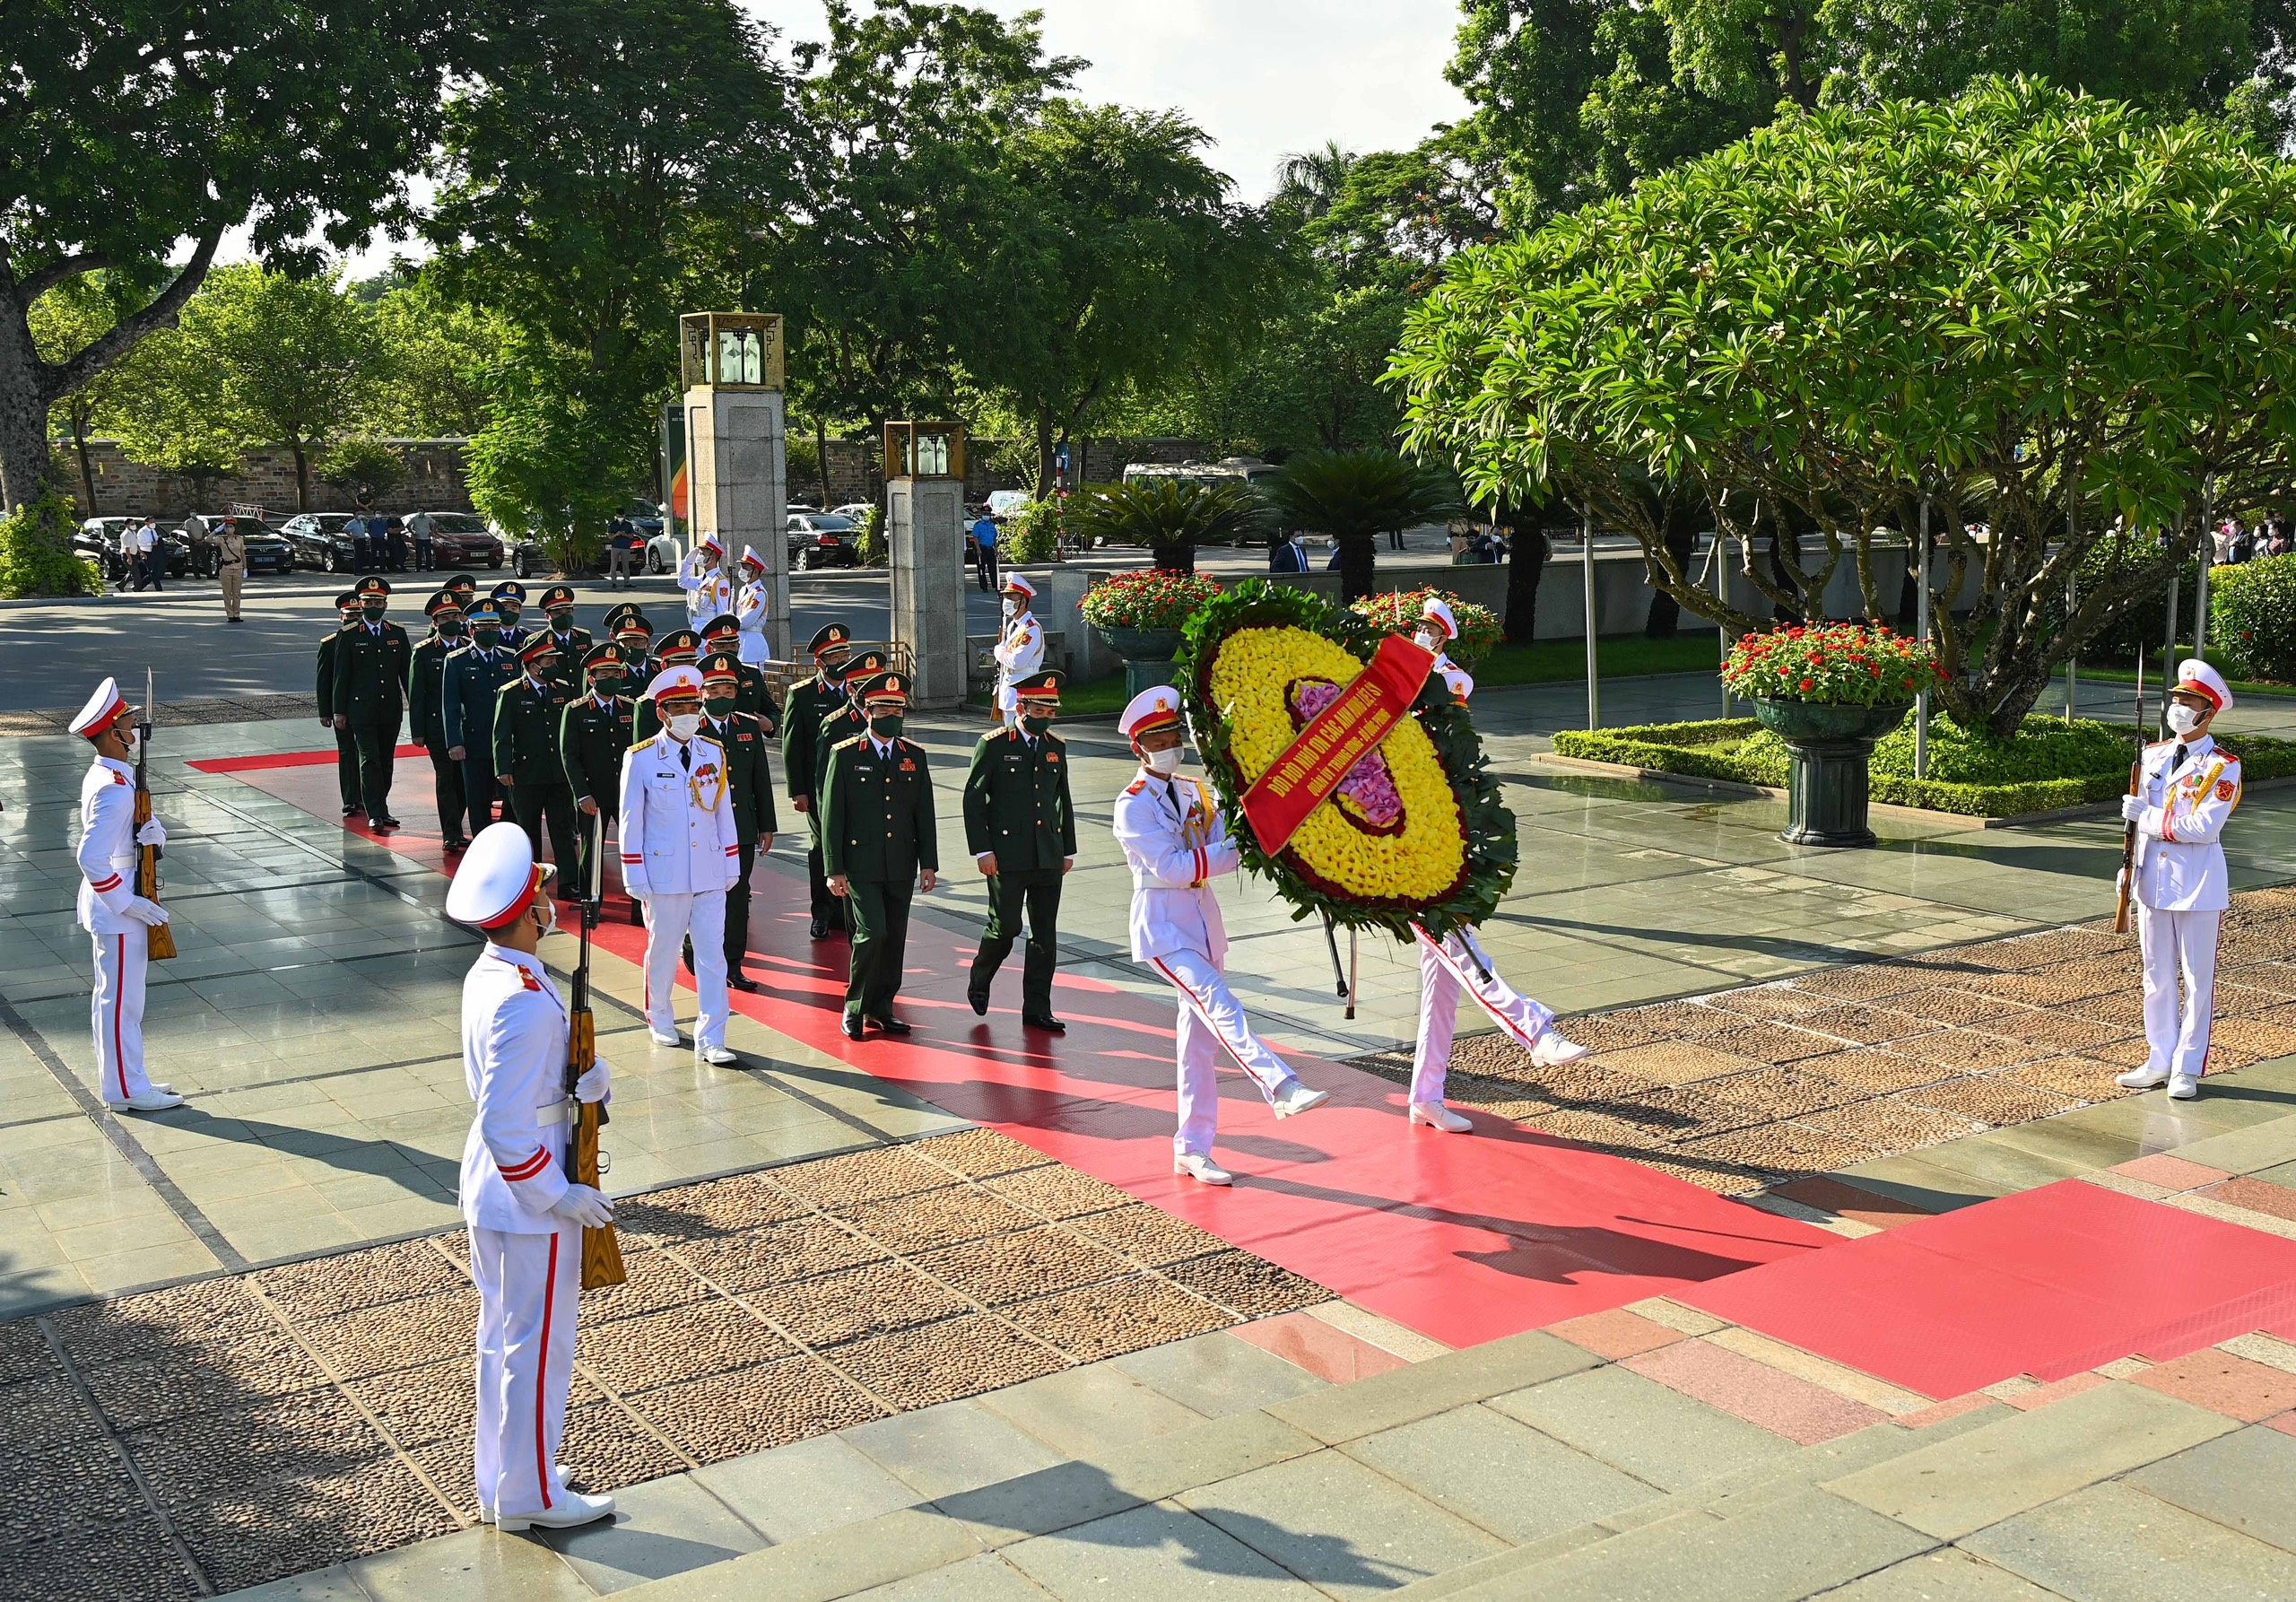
[1680,1180,2296,1397]
[190,745,424,775]
[202,749,1834,1349]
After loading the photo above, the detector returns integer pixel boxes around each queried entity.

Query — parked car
[831,502,874,523]
[278,512,369,573]
[787,511,858,570]
[413,511,506,570]
[74,517,189,581]
[178,514,293,577]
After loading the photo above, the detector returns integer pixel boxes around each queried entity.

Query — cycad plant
[1261,448,1461,599]
[1065,477,1271,574]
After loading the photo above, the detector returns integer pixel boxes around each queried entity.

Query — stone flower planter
[1750,698,1913,848]
[1096,625,1187,698]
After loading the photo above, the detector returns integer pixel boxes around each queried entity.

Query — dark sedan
[74,517,189,582]
[413,511,506,570]
[277,512,369,573]
[178,515,293,577]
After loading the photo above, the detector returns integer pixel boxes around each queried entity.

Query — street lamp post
[1582,508,1600,730]
[1915,491,1931,779]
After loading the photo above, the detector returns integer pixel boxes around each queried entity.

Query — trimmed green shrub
[2209,553,2296,683]
[1006,497,1064,563]
[0,491,101,598]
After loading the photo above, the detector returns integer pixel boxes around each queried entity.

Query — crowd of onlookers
[2213,513,2293,566]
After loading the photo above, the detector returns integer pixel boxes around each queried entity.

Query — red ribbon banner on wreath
[1240,633,1437,855]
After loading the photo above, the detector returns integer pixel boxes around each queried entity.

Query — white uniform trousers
[1149,947,1297,1157]
[470,1220,580,1519]
[1412,927,1554,1106]
[2136,902,2220,1080]
[91,929,156,1106]
[641,890,728,1048]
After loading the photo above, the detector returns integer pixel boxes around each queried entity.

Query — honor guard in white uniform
[735,545,771,666]
[619,666,742,1064]
[2118,660,2243,1100]
[448,823,614,1532]
[993,574,1046,726]
[1114,687,1329,1185]
[1405,600,1587,1133]
[678,533,736,629]
[69,679,182,1111]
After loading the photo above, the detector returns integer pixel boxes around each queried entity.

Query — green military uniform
[700,655,778,986]
[330,578,413,825]
[316,595,361,813]
[492,642,578,871]
[699,620,773,727]
[822,674,936,1029]
[560,641,637,896]
[410,592,470,845]
[963,712,1077,1025]
[538,586,592,694]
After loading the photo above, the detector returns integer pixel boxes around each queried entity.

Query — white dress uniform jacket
[1113,773,1235,963]
[679,553,735,627]
[458,944,572,1232]
[735,578,771,666]
[617,733,740,897]
[2133,735,2240,912]
[993,613,1046,717]
[75,756,141,935]
[1431,649,1474,707]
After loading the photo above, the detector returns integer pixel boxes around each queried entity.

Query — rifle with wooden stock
[136,670,177,961]
[568,811,626,1289]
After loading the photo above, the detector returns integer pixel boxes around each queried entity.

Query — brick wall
[58,439,474,518]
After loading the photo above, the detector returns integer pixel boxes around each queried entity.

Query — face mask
[549,612,573,632]
[666,712,701,740]
[1022,714,1052,736]
[591,675,622,697]
[119,728,140,759]
[871,714,904,740]
[1414,629,1442,653]
[498,605,522,626]
[473,627,501,648]
[1143,744,1182,776]
[822,659,848,682]
[703,694,736,718]
[361,602,386,620]
[2167,703,2204,736]
[1001,599,1016,620]
[437,619,464,638]
[532,896,556,937]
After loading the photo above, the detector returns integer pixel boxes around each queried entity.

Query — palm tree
[1065,478,1271,574]
[1261,448,1462,600]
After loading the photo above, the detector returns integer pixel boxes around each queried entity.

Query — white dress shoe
[1174,1152,1234,1185]
[106,1089,186,1112]
[696,1043,737,1067]
[497,1491,614,1532]
[2169,1074,2200,1100]
[2117,1065,2170,1090]
[1409,1101,1473,1133]
[1269,1079,1330,1119]
[648,1028,681,1048]
[1528,1031,1593,1068]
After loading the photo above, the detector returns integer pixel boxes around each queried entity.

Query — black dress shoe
[968,988,989,1016]
[370,816,400,831]
[1023,1014,1066,1033]
[865,1015,912,1035]
[343,805,361,817]
[443,836,468,853]
[809,916,828,939]
[728,973,761,993]
[841,1014,865,1040]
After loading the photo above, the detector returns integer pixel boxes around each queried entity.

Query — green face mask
[437,618,464,637]
[1022,714,1052,736]
[361,601,386,620]
[473,626,501,648]
[703,694,736,718]
[870,714,904,740]
[497,605,522,625]
[591,673,623,695]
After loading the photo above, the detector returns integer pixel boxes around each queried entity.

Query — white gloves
[123,897,170,927]
[136,820,168,847]
[574,1061,611,1103]
[2120,795,2145,824]
[551,1183,614,1230]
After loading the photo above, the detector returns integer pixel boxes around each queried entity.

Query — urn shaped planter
[1750,698,1913,848]
[1098,625,1188,697]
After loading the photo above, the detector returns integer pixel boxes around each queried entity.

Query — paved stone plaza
[4,664,2296,1600]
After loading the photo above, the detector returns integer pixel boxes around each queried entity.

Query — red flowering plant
[1079,568,1223,631]
[1720,623,1945,706]
[1349,588,1503,666]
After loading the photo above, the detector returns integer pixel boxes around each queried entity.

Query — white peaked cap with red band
[2175,658,2233,714]
[696,532,723,555]
[645,665,705,703]
[446,822,552,931]
[739,544,766,570]
[1002,572,1036,599]
[1420,597,1459,640]
[1118,684,1185,741]
[68,677,131,741]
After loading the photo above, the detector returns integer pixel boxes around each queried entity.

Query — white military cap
[696,531,723,555]
[1002,572,1037,599]
[1420,597,1459,640]
[645,665,705,702]
[739,544,766,570]
[2174,658,2233,713]
[68,677,132,741]
[446,822,551,931]
[1118,684,1185,740]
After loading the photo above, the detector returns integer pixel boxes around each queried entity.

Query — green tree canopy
[1261,448,1463,600]
[1392,77,2296,735]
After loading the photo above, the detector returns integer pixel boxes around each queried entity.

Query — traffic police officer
[70,678,182,1111]
[491,581,530,649]
[783,624,855,938]
[332,576,413,830]
[445,603,519,837]
[446,822,615,1533]
[1113,685,1328,1184]
[823,671,937,1038]
[735,546,771,666]
[619,666,741,1064]
[993,574,1045,727]
[561,642,637,897]
[2120,659,2245,1100]
[494,633,579,871]
[963,670,1075,1030]
[700,651,778,992]
[411,591,473,850]
[317,589,363,816]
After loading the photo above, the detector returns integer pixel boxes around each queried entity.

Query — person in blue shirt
[972,513,1001,592]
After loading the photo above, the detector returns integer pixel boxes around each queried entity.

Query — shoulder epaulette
[832,733,866,752]
[1122,778,1147,797]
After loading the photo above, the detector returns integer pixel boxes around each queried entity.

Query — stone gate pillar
[885,421,968,709]
[680,312,790,661]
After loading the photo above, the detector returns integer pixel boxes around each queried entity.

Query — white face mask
[2167,703,2205,736]
[117,728,139,759]
[1001,599,1017,621]
[1143,744,1182,776]
[667,712,701,740]
[532,896,556,937]
[1414,629,1442,653]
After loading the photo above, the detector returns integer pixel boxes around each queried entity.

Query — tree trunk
[292,442,311,510]
[1034,411,1056,502]
[0,294,57,516]
[813,414,831,509]
[1338,532,1377,602]
[1646,509,1698,638]
[71,417,97,517]
[1503,520,1550,644]
[1150,538,1195,575]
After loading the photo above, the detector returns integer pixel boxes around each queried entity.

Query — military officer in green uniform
[443,574,479,610]
[812,649,883,798]
[410,591,472,850]
[699,614,772,726]
[317,589,363,816]
[538,584,591,692]
[700,652,778,991]
[331,576,413,830]
[489,580,530,649]
[492,632,578,870]
[783,624,855,939]
[963,671,1076,1031]
[561,641,636,895]
[607,609,656,684]
[823,672,936,1037]
[634,628,704,743]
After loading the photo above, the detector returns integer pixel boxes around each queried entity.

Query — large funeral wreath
[1176,579,1517,940]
